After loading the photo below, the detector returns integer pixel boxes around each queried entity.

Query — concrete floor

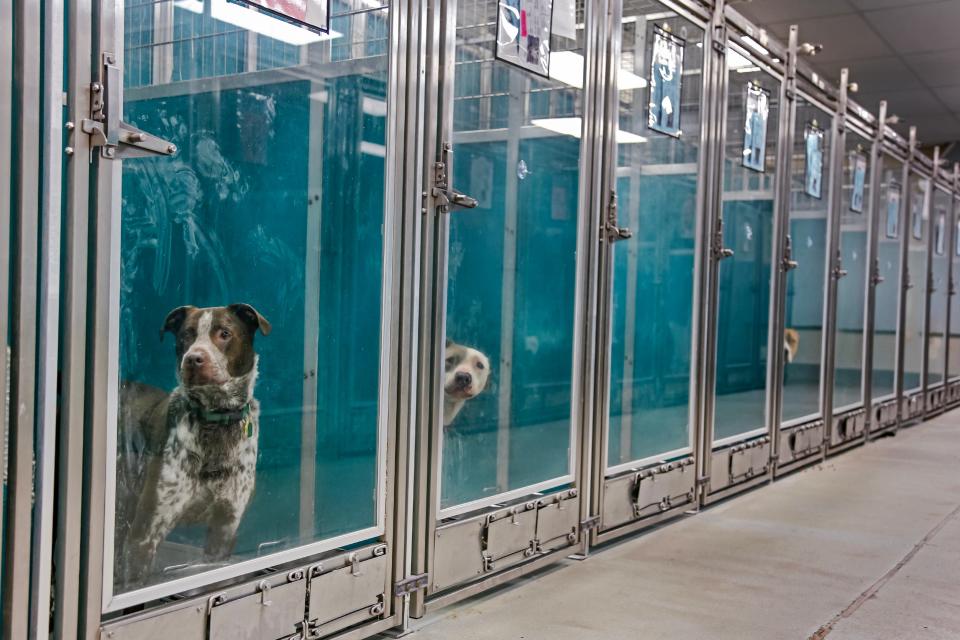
[401,411,960,640]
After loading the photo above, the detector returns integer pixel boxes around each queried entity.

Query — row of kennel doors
[3,0,960,638]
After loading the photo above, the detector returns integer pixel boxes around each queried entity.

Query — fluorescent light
[619,66,647,90]
[727,48,754,71]
[360,141,386,157]
[362,96,387,117]
[175,0,341,46]
[531,117,646,143]
[736,65,760,74]
[549,51,585,89]
[740,35,769,57]
[532,117,583,137]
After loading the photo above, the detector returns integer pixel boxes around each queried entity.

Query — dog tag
[242,415,254,439]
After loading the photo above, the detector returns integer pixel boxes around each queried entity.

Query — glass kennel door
[605,4,704,468]
[832,131,872,411]
[781,96,831,424]
[871,155,905,403]
[712,48,780,445]
[950,194,960,382]
[433,0,584,518]
[926,186,952,387]
[597,0,706,536]
[97,0,395,612]
[902,172,931,393]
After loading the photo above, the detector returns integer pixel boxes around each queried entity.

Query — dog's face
[162,304,271,388]
[444,340,490,400]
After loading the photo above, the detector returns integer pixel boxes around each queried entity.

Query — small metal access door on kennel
[408,0,597,615]
[589,0,712,544]
[63,0,411,637]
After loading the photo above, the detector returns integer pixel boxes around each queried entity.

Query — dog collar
[191,402,250,424]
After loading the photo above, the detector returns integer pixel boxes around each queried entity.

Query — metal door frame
[924,158,953,406]
[699,2,789,505]
[947,167,960,391]
[410,0,602,615]
[71,0,416,635]
[589,0,713,545]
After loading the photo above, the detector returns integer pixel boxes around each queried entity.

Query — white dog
[443,339,491,426]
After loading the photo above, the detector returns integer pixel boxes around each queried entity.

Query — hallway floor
[398,411,960,639]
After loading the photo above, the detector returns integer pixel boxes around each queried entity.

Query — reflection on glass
[782,100,830,422]
[902,173,929,391]
[927,188,951,386]
[950,198,960,381]
[713,54,779,442]
[872,159,904,400]
[115,0,387,593]
[833,135,871,410]
[607,11,704,468]
[440,0,584,511]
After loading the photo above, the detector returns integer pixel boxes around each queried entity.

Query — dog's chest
[168,414,258,506]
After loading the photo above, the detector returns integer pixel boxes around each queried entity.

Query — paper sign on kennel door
[803,123,824,199]
[850,152,867,213]
[496,0,554,77]
[231,0,330,35]
[742,82,770,173]
[648,26,684,137]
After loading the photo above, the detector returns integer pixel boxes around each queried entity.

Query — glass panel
[781,98,831,422]
[902,172,930,392]
[927,188,951,386]
[950,197,960,381]
[832,133,872,409]
[440,0,584,510]
[871,156,903,400]
[606,8,704,468]
[713,52,780,442]
[115,0,388,594]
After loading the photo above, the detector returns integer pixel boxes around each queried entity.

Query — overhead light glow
[740,35,770,57]
[727,48,754,71]
[175,0,341,46]
[548,52,647,90]
[531,117,646,143]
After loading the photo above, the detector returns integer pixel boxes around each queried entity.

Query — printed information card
[497,0,555,77]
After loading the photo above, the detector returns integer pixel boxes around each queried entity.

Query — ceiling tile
[864,2,960,54]
[934,87,960,111]
[858,88,946,116]
[736,0,855,24]
[849,0,944,9]
[768,14,893,62]
[902,48,960,88]
[816,56,922,93]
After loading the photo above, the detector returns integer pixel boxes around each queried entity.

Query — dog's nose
[454,371,472,388]
[186,353,205,367]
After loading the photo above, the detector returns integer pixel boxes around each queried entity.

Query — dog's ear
[228,303,272,336]
[445,338,453,348]
[160,306,195,341]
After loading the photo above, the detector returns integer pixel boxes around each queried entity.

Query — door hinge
[82,52,177,160]
[393,573,429,597]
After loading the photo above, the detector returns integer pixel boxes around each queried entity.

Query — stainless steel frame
[4,0,42,637]
[72,0,415,635]
[590,0,711,545]
[0,0,12,628]
[410,0,600,614]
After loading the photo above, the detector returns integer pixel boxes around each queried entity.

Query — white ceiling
[734,0,960,153]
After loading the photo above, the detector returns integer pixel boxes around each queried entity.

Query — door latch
[870,259,884,285]
[711,218,734,260]
[82,52,177,159]
[604,190,632,243]
[832,253,848,279]
[431,142,479,214]
[781,234,799,271]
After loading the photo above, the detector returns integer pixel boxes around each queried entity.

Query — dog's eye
[476,361,485,370]
[445,357,455,368]
[219,329,231,340]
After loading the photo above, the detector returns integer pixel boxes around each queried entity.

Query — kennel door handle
[605,190,632,243]
[782,258,798,271]
[448,189,479,210]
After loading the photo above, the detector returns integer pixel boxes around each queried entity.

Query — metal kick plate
[432,519,484,592]
[209,577,306,640]
[486,507,537,561]
[308,553,387,628]
[602,473,639,530]
[635,464,695,517]
[730,442,769,483]
[100,604,206,640]
[536,495,579,547]
[710,449,731,492]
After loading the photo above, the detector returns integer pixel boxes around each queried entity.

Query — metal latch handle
[782,234,798,271]
[432,142,479,213]
[605,190,632,243]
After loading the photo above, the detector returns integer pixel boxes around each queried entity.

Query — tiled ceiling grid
[734,0,960,156]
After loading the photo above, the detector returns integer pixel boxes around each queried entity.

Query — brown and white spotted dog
[443,339,491,426]
[116,303,270,587]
